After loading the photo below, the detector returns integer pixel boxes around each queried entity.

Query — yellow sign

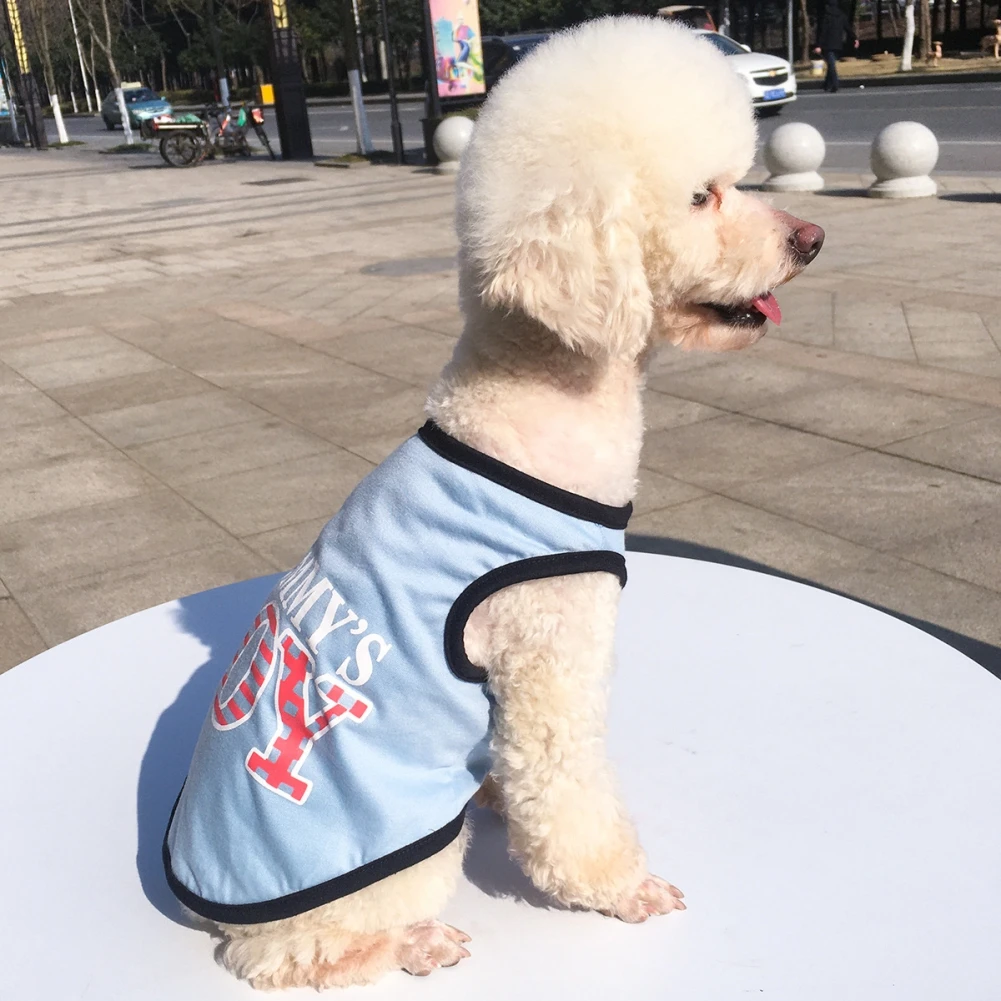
[5,0,31,75]
[271,0,288,29]
[258,83,275,106]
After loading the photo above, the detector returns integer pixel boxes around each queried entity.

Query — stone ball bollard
[869,121,939,199]
[762,122,826,193]
[433,116,474,174]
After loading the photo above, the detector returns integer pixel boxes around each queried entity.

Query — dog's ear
[471,169,653,359]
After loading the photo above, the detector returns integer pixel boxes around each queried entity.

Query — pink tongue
[751,293,782,326]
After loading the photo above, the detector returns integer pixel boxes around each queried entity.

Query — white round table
[2,553,999,999]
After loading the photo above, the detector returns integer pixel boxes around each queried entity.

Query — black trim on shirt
[444,551,628,684]
[417,421,633,530]
[163,793,467,925]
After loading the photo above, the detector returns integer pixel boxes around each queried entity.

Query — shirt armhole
[443,551,628,684]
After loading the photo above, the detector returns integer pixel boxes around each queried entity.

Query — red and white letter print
[212,603,280,730]
[244,629,371,804]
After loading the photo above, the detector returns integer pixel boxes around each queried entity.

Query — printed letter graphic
[245,630,371,804]
[213,603,280,730]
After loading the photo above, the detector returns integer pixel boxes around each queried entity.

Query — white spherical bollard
[433,116,474,174]
[762,122,826,193]
[868,121,939,199]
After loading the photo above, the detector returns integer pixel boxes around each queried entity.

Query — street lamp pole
[2,0,46,148]
[420,0,442,165]
[377,0,404,163]
[266,0,313,159]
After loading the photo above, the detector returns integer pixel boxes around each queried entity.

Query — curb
[796,69,1001,89]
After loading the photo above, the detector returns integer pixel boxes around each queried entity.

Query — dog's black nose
[789,223,825,265]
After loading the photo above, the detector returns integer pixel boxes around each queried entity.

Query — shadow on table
[136,540,998,924]
[627,534,1001,681]
[462,805,564,908]
[135,575,279,926]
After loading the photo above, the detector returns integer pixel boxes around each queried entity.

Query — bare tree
[919,0,931,60]
[798,0,811,62]
[901,0,915,68]
[76,0,123,86]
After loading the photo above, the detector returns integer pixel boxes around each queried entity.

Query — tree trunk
[919,0,932,59]
[798,0,811,62]
[901,0,916,68]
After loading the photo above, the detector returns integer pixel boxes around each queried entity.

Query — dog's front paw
[601,875,685,924]
[397,919,472,976]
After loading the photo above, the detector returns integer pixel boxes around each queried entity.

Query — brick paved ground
[1,146,999,674]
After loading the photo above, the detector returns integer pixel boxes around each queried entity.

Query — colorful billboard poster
[429,0,485,99]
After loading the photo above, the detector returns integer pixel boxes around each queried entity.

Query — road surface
[54,82,1001,173]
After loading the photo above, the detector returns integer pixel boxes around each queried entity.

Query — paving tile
[0,367,67,428]
[316,324,456,387]
[0,453,155,527]
[885,414,1001,484]
[0,416,115,473]
[894,509,1001,593]
[911,341,1001,378]
[642,390,723,432]
[9,342,169,390]
[44,365,212,417]
[241,517,330,570]
[628,494,880,580]
[82,390,267,448]
[633,469,707,517]
[904,304,994,344]
[749,382,989,447]
[0,331,124,369]
[0,321,97,345]
[641,414,858,491]
[127,416,335,485]
[16,541,276,646]
[832,294,916,361]
[239,364,416,440]
[728,451,1001,553]
[177,448,374,536]
[627,495,1001,647]
[646,355,850,412]
[0,598,47,674]
[0,488,233,591]
[769,284,835,348]
[811,552,1001,648]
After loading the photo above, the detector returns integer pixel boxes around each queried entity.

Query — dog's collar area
[417,421,632,530]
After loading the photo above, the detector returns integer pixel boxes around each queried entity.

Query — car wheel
[104,117,116,130]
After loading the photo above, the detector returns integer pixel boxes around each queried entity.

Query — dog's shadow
[135,575,279,926]
[136,574,556,926]
[462,805,562,910]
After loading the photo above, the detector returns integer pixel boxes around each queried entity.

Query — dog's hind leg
[216,819,471,989]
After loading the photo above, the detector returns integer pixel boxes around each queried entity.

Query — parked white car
[696,31,797,114]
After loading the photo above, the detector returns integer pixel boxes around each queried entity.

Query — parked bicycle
[142,103,277,167]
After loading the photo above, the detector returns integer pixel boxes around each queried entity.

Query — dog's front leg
[467,571,685,922]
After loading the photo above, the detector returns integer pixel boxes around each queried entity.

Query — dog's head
[457,17,824,359]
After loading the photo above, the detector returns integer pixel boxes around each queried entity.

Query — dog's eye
[691,190,711,208]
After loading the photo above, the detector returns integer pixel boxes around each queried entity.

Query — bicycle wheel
[159,133,205,168]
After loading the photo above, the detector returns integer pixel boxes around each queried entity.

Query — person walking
[814,1,859,93]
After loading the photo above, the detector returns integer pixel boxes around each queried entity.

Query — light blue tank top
[164,422,629,924]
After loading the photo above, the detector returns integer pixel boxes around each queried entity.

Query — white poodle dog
[163,16,824,989]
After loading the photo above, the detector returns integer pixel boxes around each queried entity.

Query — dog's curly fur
[208,17,824,988]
